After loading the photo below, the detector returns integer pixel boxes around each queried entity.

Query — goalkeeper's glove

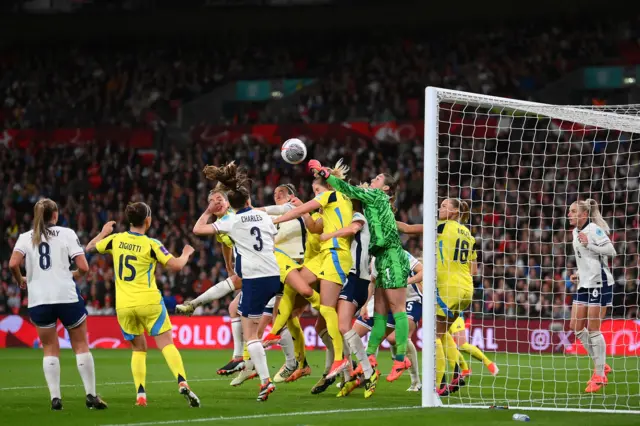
[307,159,330,179]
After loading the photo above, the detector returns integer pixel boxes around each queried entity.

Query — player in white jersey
[193,162,280,402]
[184,187,248,377]
[568,199,616,393]
[8,198,107,411]
[258,184,312,383]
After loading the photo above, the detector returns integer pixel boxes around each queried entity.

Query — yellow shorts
[275,249,302,284]
[303,253,323,278]
[449,316,466,334]
[307,248,352,285]
[436,284,472,319]
[116,303,172,341]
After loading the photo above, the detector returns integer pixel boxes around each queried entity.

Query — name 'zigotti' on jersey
[118,241,143,252]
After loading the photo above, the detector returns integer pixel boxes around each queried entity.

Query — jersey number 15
[453,238,469,264]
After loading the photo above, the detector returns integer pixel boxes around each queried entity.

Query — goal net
[421,87,640,413]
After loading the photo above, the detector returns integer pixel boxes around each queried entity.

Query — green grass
[1,349,638,425]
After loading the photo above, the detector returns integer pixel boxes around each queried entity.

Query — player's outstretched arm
[272,199,321,225]
[165,245,195,272]
[397,221,423,235]
[86,221,116,254]
[319,220,363,242]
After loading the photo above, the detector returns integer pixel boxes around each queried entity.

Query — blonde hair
[32,198,58,246]
[313,158,350,182]
[576,198,610,234]
[449,198,470,224]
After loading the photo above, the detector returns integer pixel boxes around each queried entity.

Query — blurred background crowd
[1,2,639,320]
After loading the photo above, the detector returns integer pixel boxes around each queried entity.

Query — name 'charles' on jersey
[572,223,614,289]
[213,207,280,279]
[14,226,84,308]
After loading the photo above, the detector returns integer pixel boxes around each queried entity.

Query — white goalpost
[421,86,640,413]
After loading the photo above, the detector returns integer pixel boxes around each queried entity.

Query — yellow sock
[460,342,493,367]
[319,305,342,362]
[443,332,463,371]
[435,337,446,386]
[161,344,187,383]
[271,285,296,335]
[458,350,469,371]
[243,343,250,361]
[287,317,306,364]
[305,290,321,310]
[131,351,147,393]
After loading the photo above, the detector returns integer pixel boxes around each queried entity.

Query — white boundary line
[101,406,423,426]
[0,377,229,391]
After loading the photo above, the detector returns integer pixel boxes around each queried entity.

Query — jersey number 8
[453,238,469,264]
[38,242,51,270]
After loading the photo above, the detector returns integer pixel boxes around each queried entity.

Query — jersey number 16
[453,238,469,264]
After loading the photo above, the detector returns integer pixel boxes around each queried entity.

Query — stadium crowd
[1,17,639,320]
[1,125,639,320]
[1,18,638,129]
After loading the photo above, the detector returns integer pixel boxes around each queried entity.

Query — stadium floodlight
[422,86,640,413]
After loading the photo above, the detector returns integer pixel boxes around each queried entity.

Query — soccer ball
[281,138,307,165]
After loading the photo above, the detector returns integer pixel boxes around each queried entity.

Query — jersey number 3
[118,254,137,281]
[453,238,469,264]
[250,227,263,251]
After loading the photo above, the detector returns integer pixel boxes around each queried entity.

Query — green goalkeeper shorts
[374,245,410,289]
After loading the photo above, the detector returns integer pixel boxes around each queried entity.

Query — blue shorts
[387,300,423,328]
[355,315,374,331]
[238,276,281,319]
[574,286,612,307]
[262,296,278,316]
[29,297,87,329]
[339,274,369,309]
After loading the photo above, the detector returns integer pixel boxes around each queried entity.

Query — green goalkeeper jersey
[326,175,401,256]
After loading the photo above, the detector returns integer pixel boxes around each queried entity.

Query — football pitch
[1,349,638,426]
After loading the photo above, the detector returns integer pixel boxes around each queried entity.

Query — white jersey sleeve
[370,257,377,280]
[16,227,81,308]
[405,250,422,302]
[224,208,280,279]
[573,224,614,289]
[349,212,371,280]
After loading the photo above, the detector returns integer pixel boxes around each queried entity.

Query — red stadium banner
[1,315,639,356]
[1,127,153,149]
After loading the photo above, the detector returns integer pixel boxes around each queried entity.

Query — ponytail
[32,199,58,246]
[585,198,610,235]
[449,198,470,224]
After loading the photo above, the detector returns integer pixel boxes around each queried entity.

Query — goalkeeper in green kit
[308,159,412,382]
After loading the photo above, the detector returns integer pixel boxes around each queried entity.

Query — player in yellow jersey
[435,198,478,396]
[265,160,354,381]
[86,202,200,408]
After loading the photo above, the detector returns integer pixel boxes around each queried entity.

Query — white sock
[232,318,243,359]
[345,329,372,379]
[576,328,595,359]
[318,329,334,374]
[43,356,61,400]
[192,278,235,307]
[247,340,270,384]
[589,331,607,377]
[76,352,96,396]
[407,340,420,383]
[244,358,255,371]
[390,344,397,360]
[279,328,297,370]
